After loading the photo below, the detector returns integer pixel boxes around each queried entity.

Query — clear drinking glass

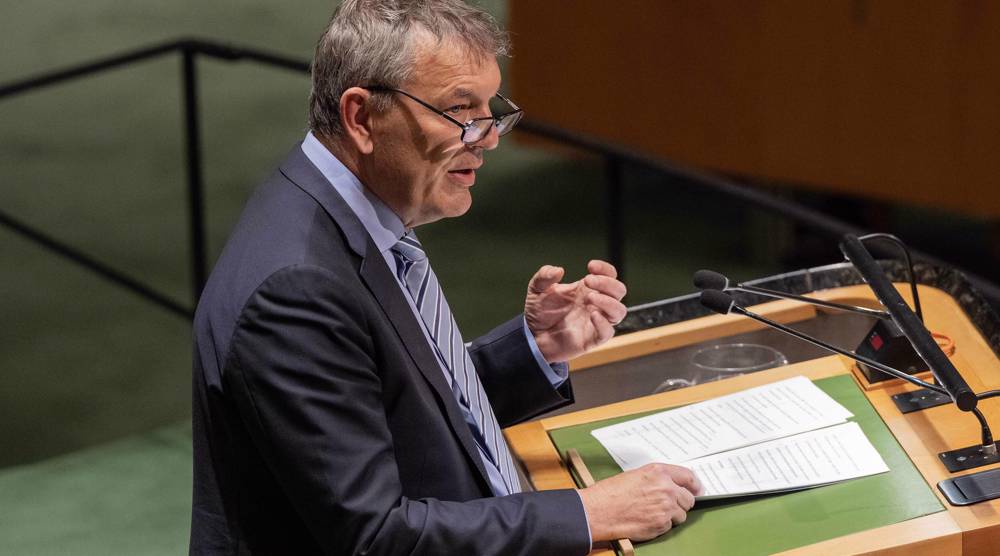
[654,343,788,393]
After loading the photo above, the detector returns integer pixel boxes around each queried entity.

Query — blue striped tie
[391,230,520,494]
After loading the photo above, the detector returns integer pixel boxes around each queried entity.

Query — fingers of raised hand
[586,291,627,324]
[527,265,565,294]
[587,259,619,279]
[590,311,615,346]
[583,274,627,300]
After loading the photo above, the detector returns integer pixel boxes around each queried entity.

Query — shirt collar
[301,131,406,253]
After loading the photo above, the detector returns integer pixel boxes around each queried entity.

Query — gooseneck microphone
[699,289,996,457]
[697,233,999,493]
[694,269,891,320]
[839,235,976,410]
[698,290,937,391]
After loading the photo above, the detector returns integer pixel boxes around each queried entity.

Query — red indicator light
[870,333,884,350]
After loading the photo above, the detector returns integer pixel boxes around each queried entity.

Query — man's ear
[340,87,376,154]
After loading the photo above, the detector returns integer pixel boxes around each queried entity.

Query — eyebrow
[442,86,499,105]
[448,87,474,100]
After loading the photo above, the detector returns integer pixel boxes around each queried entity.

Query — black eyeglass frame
[362,86,523,144]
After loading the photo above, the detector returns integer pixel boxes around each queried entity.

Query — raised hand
[524,260,627,363]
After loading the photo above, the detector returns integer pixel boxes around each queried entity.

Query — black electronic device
[854,319,927,383]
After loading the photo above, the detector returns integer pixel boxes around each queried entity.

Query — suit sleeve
[224,265,590,556]
[469,316,575,428]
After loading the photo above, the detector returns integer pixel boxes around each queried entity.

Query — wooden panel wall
[508,1,1000,217]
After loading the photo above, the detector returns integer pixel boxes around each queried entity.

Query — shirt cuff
[522,316,569,387]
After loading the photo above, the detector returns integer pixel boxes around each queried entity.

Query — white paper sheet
[591,376,854,470]
[689,421,890,499]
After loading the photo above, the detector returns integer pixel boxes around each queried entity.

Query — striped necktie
[390,230,520,494]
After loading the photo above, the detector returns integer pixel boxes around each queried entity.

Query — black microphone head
[700,290,736,315]
[693,269,729,291]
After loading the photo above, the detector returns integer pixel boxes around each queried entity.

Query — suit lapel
[279,145,493,491]
[357,250,492,488]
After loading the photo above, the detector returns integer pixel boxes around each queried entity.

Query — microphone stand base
[891,388,952,413]
[939,441,1000,473]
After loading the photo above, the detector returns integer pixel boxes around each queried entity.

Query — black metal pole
[5,37,1000,321]
[0,41,181,100]
[605,156,625,282]
[186,39,312,73]
[182,48,207,306]
[517,119,1000,308]
[0,209,192,319]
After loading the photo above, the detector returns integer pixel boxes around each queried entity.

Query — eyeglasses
[362,86,524,144]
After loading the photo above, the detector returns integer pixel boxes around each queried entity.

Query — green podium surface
[549,375,944,555]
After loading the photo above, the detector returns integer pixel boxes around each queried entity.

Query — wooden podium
[505,284,1000,555]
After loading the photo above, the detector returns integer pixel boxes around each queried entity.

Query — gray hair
[308,0,510,138]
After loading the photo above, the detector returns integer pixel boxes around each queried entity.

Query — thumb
[528,265,565,294]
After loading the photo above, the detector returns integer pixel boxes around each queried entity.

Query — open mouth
[447,168,477,186]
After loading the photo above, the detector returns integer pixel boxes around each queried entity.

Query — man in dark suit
[190,1,701,554]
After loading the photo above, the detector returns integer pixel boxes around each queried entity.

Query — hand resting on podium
[577,463,703,542]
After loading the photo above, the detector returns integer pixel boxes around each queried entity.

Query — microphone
[694,269,891,320]
[698,290,939,393]
[696,269,929,386]
[692,270,730,291]
[700,289,998,473]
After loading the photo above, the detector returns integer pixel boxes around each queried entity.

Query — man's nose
[470,120,501,151]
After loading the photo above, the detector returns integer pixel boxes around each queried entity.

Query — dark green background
[0,1,917,553]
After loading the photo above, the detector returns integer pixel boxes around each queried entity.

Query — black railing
[0,39,310,318]
[2,37,999,320]
[509,120,1000,305]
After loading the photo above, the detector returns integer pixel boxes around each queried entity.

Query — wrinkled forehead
[404,28,501,91]
[408,22,499,65]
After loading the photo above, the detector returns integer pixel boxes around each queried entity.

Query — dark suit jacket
[189,145,590,555]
